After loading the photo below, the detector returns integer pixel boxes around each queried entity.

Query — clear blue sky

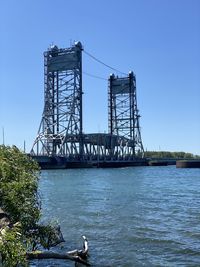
[0,0,200,155]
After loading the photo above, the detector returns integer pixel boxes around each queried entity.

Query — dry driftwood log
[27,235,90,266]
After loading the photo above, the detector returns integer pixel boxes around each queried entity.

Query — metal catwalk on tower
[108,72,144,157]
[31,41,83,157]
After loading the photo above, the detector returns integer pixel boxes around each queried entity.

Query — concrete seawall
[30,155,200,169]
[176,160,200,168]
[30,155,148,169]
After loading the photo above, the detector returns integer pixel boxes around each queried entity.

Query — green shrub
[0,146,40,231]
[0,224,27,267]
[0,145,40,266]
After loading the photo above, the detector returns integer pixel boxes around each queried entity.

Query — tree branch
[26,235,90,266]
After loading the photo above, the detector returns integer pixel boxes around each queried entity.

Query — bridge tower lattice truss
[108,72,144,157]
[31,42,83,156]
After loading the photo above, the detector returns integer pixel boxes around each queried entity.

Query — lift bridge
[30,41,145,168]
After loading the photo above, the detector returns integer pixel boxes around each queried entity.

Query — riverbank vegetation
[0,145,90,266]
[0,145,41,266]
[145,150,200,159]
[0,145,60,266]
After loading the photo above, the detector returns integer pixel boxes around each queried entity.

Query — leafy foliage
[0,146,64,266]
[145,150,200,159]
[0,145,41,266]
[0,145,40,231]
[27,223,64,250]
[0,224,27,267]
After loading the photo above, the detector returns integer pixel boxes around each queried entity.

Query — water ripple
[33,166,200,266]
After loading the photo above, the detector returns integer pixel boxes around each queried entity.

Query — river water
[31,166,200,266]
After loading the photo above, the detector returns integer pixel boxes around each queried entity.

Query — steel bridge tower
[31,42,83,156]
[108,72,144,157]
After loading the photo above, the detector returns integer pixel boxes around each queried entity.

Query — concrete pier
[176,160,200,168]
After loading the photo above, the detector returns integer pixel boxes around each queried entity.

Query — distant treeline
[145,151,200,159]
